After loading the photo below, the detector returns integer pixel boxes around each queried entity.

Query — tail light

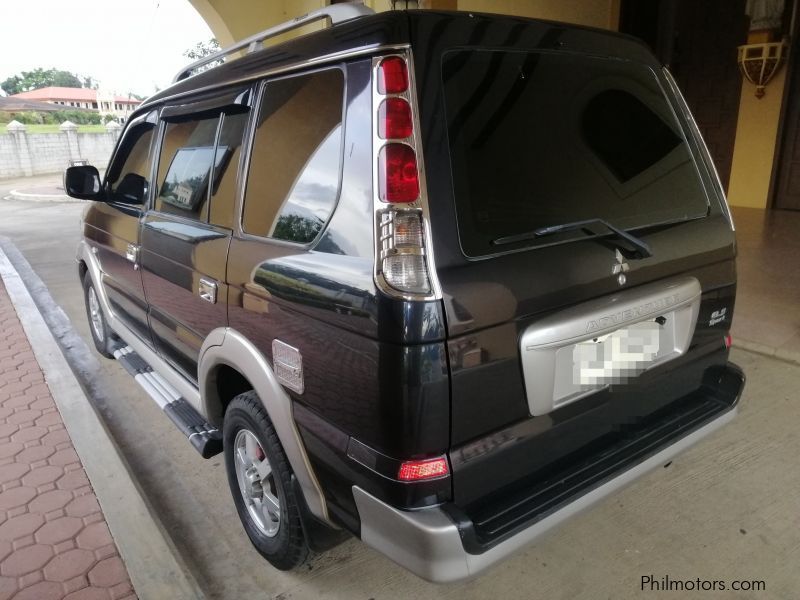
[378,98,413,139]
[377,56,408,94]
[397,456,449,481]
[374,54,436,297]
[724,334,732,349]
[378,143,419,202]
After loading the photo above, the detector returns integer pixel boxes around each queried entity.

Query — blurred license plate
[573,321,661,386]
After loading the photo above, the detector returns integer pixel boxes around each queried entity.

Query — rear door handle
[198,278,218,304]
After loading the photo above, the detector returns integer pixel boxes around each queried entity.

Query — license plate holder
[519,277,702,416]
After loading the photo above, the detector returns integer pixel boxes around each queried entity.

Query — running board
[113,346,222,458]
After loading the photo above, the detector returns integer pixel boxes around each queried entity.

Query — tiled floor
[730,206,800,358]
[0,282,135,600]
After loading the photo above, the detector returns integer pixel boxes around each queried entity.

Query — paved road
[0,180,797,599]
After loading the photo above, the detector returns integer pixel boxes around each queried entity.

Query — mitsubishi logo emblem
[612,248,629,286]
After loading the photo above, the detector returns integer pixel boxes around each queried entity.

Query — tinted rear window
[441,50,709,257]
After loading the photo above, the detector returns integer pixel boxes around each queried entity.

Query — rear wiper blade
[492,218,652,258]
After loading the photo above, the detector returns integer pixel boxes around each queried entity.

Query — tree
[182,39,223,74]
[1,68,86,95]
[183,38,221,61]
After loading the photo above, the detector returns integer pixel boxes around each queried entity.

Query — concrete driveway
[0,179,797,599]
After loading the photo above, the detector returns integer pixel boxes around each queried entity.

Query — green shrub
[0,109,105,129]
[14,112,44,124]
[45,109,102,125]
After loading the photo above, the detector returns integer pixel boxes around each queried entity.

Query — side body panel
[83,112,159,345]
[83,202,150,343]
[226,58,449,523]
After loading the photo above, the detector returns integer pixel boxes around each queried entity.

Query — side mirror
[64,166,104,201]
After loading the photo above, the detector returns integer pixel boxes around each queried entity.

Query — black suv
[66,5,745,583]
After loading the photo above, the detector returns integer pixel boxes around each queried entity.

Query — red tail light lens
[397,457,449,481]
[377,56,408,94]
[724,334,732,349]
[378,98,413,139]
[378,143,419,202]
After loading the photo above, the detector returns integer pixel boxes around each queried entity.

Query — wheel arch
[199,327,333,526]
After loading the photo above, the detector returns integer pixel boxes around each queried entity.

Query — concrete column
[6,120,33,177]
[105,121,122,139]
[59,120,81,162]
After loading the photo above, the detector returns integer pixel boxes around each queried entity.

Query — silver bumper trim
[354,405,737,583]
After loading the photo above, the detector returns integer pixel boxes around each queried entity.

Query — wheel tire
[223,390,309,570]
[82,273,115,359]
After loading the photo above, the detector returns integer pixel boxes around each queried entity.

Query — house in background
[8,87,141,123]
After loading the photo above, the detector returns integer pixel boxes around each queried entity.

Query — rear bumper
[353,362,744,583]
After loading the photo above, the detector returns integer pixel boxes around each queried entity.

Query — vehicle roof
[140,10,655,110]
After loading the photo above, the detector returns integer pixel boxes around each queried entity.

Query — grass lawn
[0,123,108,134]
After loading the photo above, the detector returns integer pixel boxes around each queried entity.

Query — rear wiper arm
[492,218,652,258]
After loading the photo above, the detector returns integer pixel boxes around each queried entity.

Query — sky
[0,0,213,98]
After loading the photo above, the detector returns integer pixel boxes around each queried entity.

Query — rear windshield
[441,50,709,257]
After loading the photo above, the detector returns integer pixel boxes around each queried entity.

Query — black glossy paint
[406,12,739,509]
[83,202,151,343]
[294,403,451,512]
[139,214,231,381]
[80,10,744,540]
[445,361,745,554]
[222,57,449,520]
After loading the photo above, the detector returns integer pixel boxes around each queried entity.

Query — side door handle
[198,278,218,304]
[126,243,139,270]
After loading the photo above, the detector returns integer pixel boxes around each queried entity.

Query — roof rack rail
[173,2,375,83]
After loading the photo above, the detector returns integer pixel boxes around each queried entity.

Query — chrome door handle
[126,244,139,270]
[198,278,218,304]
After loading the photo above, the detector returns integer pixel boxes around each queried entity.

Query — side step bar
[113,346,222,458]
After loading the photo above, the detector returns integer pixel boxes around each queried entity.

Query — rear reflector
[377,56,409,94]
[378,98,413,139]
[724,334,732,349]
[397,457,449,481]
[378,143,419,202]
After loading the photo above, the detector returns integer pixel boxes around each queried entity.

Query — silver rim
[88,286,104,343]
[234,429,281,537]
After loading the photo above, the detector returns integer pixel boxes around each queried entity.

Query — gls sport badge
[709,307,727,326]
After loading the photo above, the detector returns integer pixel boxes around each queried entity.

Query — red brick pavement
[0,280,136,600]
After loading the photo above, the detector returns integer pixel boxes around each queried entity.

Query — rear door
[411,16,738,507]
[139,89,251,381]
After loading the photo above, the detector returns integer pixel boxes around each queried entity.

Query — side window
[209,111,249,229]
[155,117,219,220]
[106,121,155,204]
[242,69,344,244]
